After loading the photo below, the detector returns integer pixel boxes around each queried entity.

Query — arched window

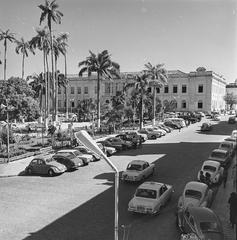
[198,100,203,109]
[181,100,186,109]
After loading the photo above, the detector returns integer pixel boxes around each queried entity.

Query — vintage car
[231,130,237,138]
[177,207,224,240]
[121,160,155,182]
[75,145,100,161]
[197,161,223,184]
[128,181,174,214]
[57,149,93,165]
[52,153,83,170]
[138,128,161,139]
[218,141,235,156]
[106,137,133,150]
[152,126,167,136]
[200,122,212,131]
[208,149,232,168]
[115,133,140,148]
[25,157,67,176]
[177,181,213,210]
[224,137,237,149]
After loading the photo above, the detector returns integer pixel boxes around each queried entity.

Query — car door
[30,159,38,173]
[37,159,48,174]
[159,185,168,205]
[142,163,149,177]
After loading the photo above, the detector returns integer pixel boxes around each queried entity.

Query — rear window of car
[127,164,142,171]
[135,188,157,199]
[185,190,202,200]
[203,165,216,172]
[200,222,219,232]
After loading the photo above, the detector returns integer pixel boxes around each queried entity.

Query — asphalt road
[0,116,235,240]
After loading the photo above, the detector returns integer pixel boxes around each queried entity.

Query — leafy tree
[15,37,34,79]
[144,62,168,125]
[38,0,63,121]
[223,93,237,110]
[78,50,120,128]
[0,29,15,80]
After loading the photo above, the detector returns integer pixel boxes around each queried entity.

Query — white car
[152,126,166,136]
[177,181,213,210]
[218,141,235,156]
[224,137,237,149]
[166,118,186,127]
[128,181,174,214]
[96,142,116,156]
[75,145,100,161]
[197,160,223,184]
[57,149,93,165]
[121,160,155,182]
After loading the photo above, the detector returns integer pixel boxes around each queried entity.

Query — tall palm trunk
[21,52,25,79]
[48,22,56,122]
[55,57,58,121]
[46,54,50,116]
[64,53,68,119]
[3,39,7,81]
[43,50,48,125]
[152,86,156,126]
[140,89,144,129]
[97,72,101,129]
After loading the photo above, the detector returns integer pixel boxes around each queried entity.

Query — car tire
[48,169,55,177]
[26,168,32,175]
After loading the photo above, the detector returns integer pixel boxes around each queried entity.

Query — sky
[0,0,237,83]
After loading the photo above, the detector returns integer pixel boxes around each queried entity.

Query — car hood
[182,197,201,207]
[129,197,157,208]
[202,232,223,240]
[78,154,92,159]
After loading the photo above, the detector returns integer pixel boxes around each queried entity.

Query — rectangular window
[105,83,110,94]
[173,85,178,93]
[58,88,61,94]
[71,87,74,94]
[198,85,203,93]
[156,88,160,94]
[58,100,61,108]
[84,86,88,94]
[198,101,203,109]
[71,101,75,108]
[77,87,81,94]
[182,85,187,93]
[164,86,169,93]
[182,101,186,108]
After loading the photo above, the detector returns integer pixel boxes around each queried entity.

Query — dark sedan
[177,206,224,240]
[52,153,84,171]
[208,149,232,169]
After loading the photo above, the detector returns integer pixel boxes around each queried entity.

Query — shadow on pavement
[22,140,229,240]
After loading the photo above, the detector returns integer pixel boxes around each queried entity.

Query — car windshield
[135,188,157,199]
[225,138,235,142]
[185,190,202,200]
[200,222,219,233]
[211,152,226,159]
[127,164,142,171]
[203,165,216,172]
[46,158,53,163]
[73,151,83,156]
[220,143,231,149]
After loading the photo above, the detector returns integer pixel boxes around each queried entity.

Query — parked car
[163,120,182,129]
[25,156,67,176]
[231,130,237,138]
[75,145,100,161]
[126,130,148,142]
[97,140,122,152]
[125,131,145,143]
[177,206,224,240]
[213,114,221,121]
[156,123,172,133]
[106,137,133,150]
[115,133,140,148]
[52,153,83,170]
[208,149,232,169]
[200,122,212,131]
[218,141,235,157]
[128,181,174,215]
[137,128,160,139]
[166,118,186,127]
[197,161,223,185]
[96,142,117,157]
[121,160,155,182]
[57,149,93,165]
[224,137,237,149]
[152,126,167,136]
[177,181,213,210]
[228,116,236,124]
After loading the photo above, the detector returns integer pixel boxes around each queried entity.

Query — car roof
[211,149,228,154]
[219,141,232,146]
[53,153,73,158]
[138,181,165,191]
[58,149,77,153]
[129,160,148,165]
[203,160,220,167]
[185,181,208,191]
[188,207,219,222]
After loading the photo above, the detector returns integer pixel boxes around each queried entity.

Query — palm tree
[144,62,168,125]
[57,72,68,113]
[78,50,120,129]
[125,71,150,129]
[15,38,34,79]
[29,26,50,119]
[38,0,63,122]
[0,29,15,80]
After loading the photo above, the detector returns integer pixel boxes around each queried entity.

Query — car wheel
[26,168,32,175]
[48,169,55,177]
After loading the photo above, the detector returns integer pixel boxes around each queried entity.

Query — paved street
[0,117,235,240]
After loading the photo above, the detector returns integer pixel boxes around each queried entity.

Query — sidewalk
[212,156,236,240]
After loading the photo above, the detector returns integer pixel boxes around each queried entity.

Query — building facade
[58,67,227,114]
[226,80,237,110]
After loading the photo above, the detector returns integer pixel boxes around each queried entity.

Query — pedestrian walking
[222,167,228,188]
[199,170,205,183]
[228,192,237,228]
